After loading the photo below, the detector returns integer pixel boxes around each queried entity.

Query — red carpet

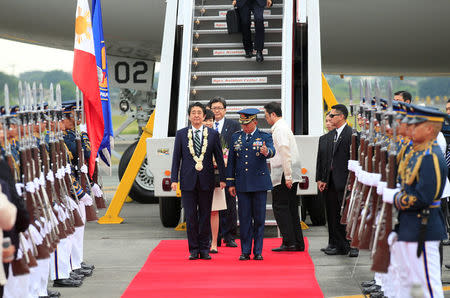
[122,238,323,298]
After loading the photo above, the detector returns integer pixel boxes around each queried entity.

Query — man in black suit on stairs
[233,0,272,62]
[323,104,359,258]
[208,97,241,248]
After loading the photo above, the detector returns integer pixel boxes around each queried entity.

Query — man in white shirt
[264,102,304,251]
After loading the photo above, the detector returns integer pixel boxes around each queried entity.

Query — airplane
[1,0,450,76]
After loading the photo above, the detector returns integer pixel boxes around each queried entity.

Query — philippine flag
[72,0,105,178]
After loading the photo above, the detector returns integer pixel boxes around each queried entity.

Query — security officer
[382,105,448,298]
[226,108,275,260]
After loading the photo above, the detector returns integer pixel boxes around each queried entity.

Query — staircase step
[193,56,281,62]
[194,14,282,21]
[196,98,281,105]
[194,28,282,35]
[191,84,281,90]
[194,4,283,10]
[192,70,282,76]
[193,42,282,48]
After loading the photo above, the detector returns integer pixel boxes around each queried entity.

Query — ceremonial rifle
[358,80,383,249]
[76,92,98,221]
[340,80,358,223]
[341,80,366,226]
[371,81,395,273]
[346,80,371,240]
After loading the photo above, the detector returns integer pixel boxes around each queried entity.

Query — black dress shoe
[272,244,296,252]
[294,245,305,252]
[209,249,218,254]
[369,290,386,298]
[239,254,250,261]
[254,254,263,260]
[320,245,335,252]
[361,279,376,288]
[199,252,211,260]
[445,264,450,269]
[70,272,84,280]
[47,289,61,297]
[245,50,253,58]
[324,247,348,255]
[189,253,199,260]
[74,268,93,277]
[53,278,82,287]
[255,51,264,62]
[225,239,238,247]
[348,248,359,257]
[81,262,95,270]
[362,284,381,294]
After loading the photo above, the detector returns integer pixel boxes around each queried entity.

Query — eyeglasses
[329,113,342,118]
[211,107,224,111]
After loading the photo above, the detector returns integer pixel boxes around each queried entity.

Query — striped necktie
[194,130,201,156]
[446,146,450,168]
[215,122,219,132]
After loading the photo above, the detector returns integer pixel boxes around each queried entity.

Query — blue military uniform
[226,108,275,259]
[383,105,449,298]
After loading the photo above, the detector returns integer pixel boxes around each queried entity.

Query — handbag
[226,8,241,34]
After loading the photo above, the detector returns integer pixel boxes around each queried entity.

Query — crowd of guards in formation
[328,81,450,298]
[0,82,107,298]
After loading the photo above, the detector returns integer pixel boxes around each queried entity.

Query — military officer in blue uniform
[226,108,275,260]
[382,105,449,298]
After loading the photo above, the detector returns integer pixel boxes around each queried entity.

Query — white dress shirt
[269,118,302,186]
[335,122,347,141]
[214,118,225,134]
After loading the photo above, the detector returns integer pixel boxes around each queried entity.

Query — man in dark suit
[208,97,241,248]
[171,102,226,260]
[323,104,358,257]
[227,108,275,260]
[233,0,272,62]
[316,112,335,252]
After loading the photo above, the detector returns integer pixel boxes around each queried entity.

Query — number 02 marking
[114,61,148,84]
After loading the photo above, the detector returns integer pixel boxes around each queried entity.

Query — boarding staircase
[177,0,294,225]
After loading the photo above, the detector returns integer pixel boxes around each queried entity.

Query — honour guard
[382,105,449,298]
[226,108,275,261]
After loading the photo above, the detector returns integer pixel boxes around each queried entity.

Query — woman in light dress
[203,110,227,253]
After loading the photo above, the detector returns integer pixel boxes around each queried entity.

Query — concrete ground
[50,142,450,298]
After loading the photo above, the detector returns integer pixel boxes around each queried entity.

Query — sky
[0,38,74,76]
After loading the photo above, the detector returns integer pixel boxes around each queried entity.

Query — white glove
[29,224,44,245]
[80,164,88,174]
[348,160,359,172]
[46,170,55,183]
[39,174,46,186]
[33,178,41,190]
[79,124,87,133]
[65,164,72,175]
[25,182,36,194]
[15,183,24,196]
[80,193,93,206]
[370,173,381,187]
[387,231,398,246]
[382,187,401,204]
[91,183,103,197]
[377,181,387,196]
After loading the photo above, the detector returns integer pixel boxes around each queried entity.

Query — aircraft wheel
[159,197,181,228]
[118,141,158,204]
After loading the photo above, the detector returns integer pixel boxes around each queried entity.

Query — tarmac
[50,144,450,298]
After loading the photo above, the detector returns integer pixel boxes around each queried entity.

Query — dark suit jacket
[0,160,30,258]
[236,0,266,8]
[327,124,353,192]
[221,118,241,149]
[316,131,333,183]
[171,127,226,191]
